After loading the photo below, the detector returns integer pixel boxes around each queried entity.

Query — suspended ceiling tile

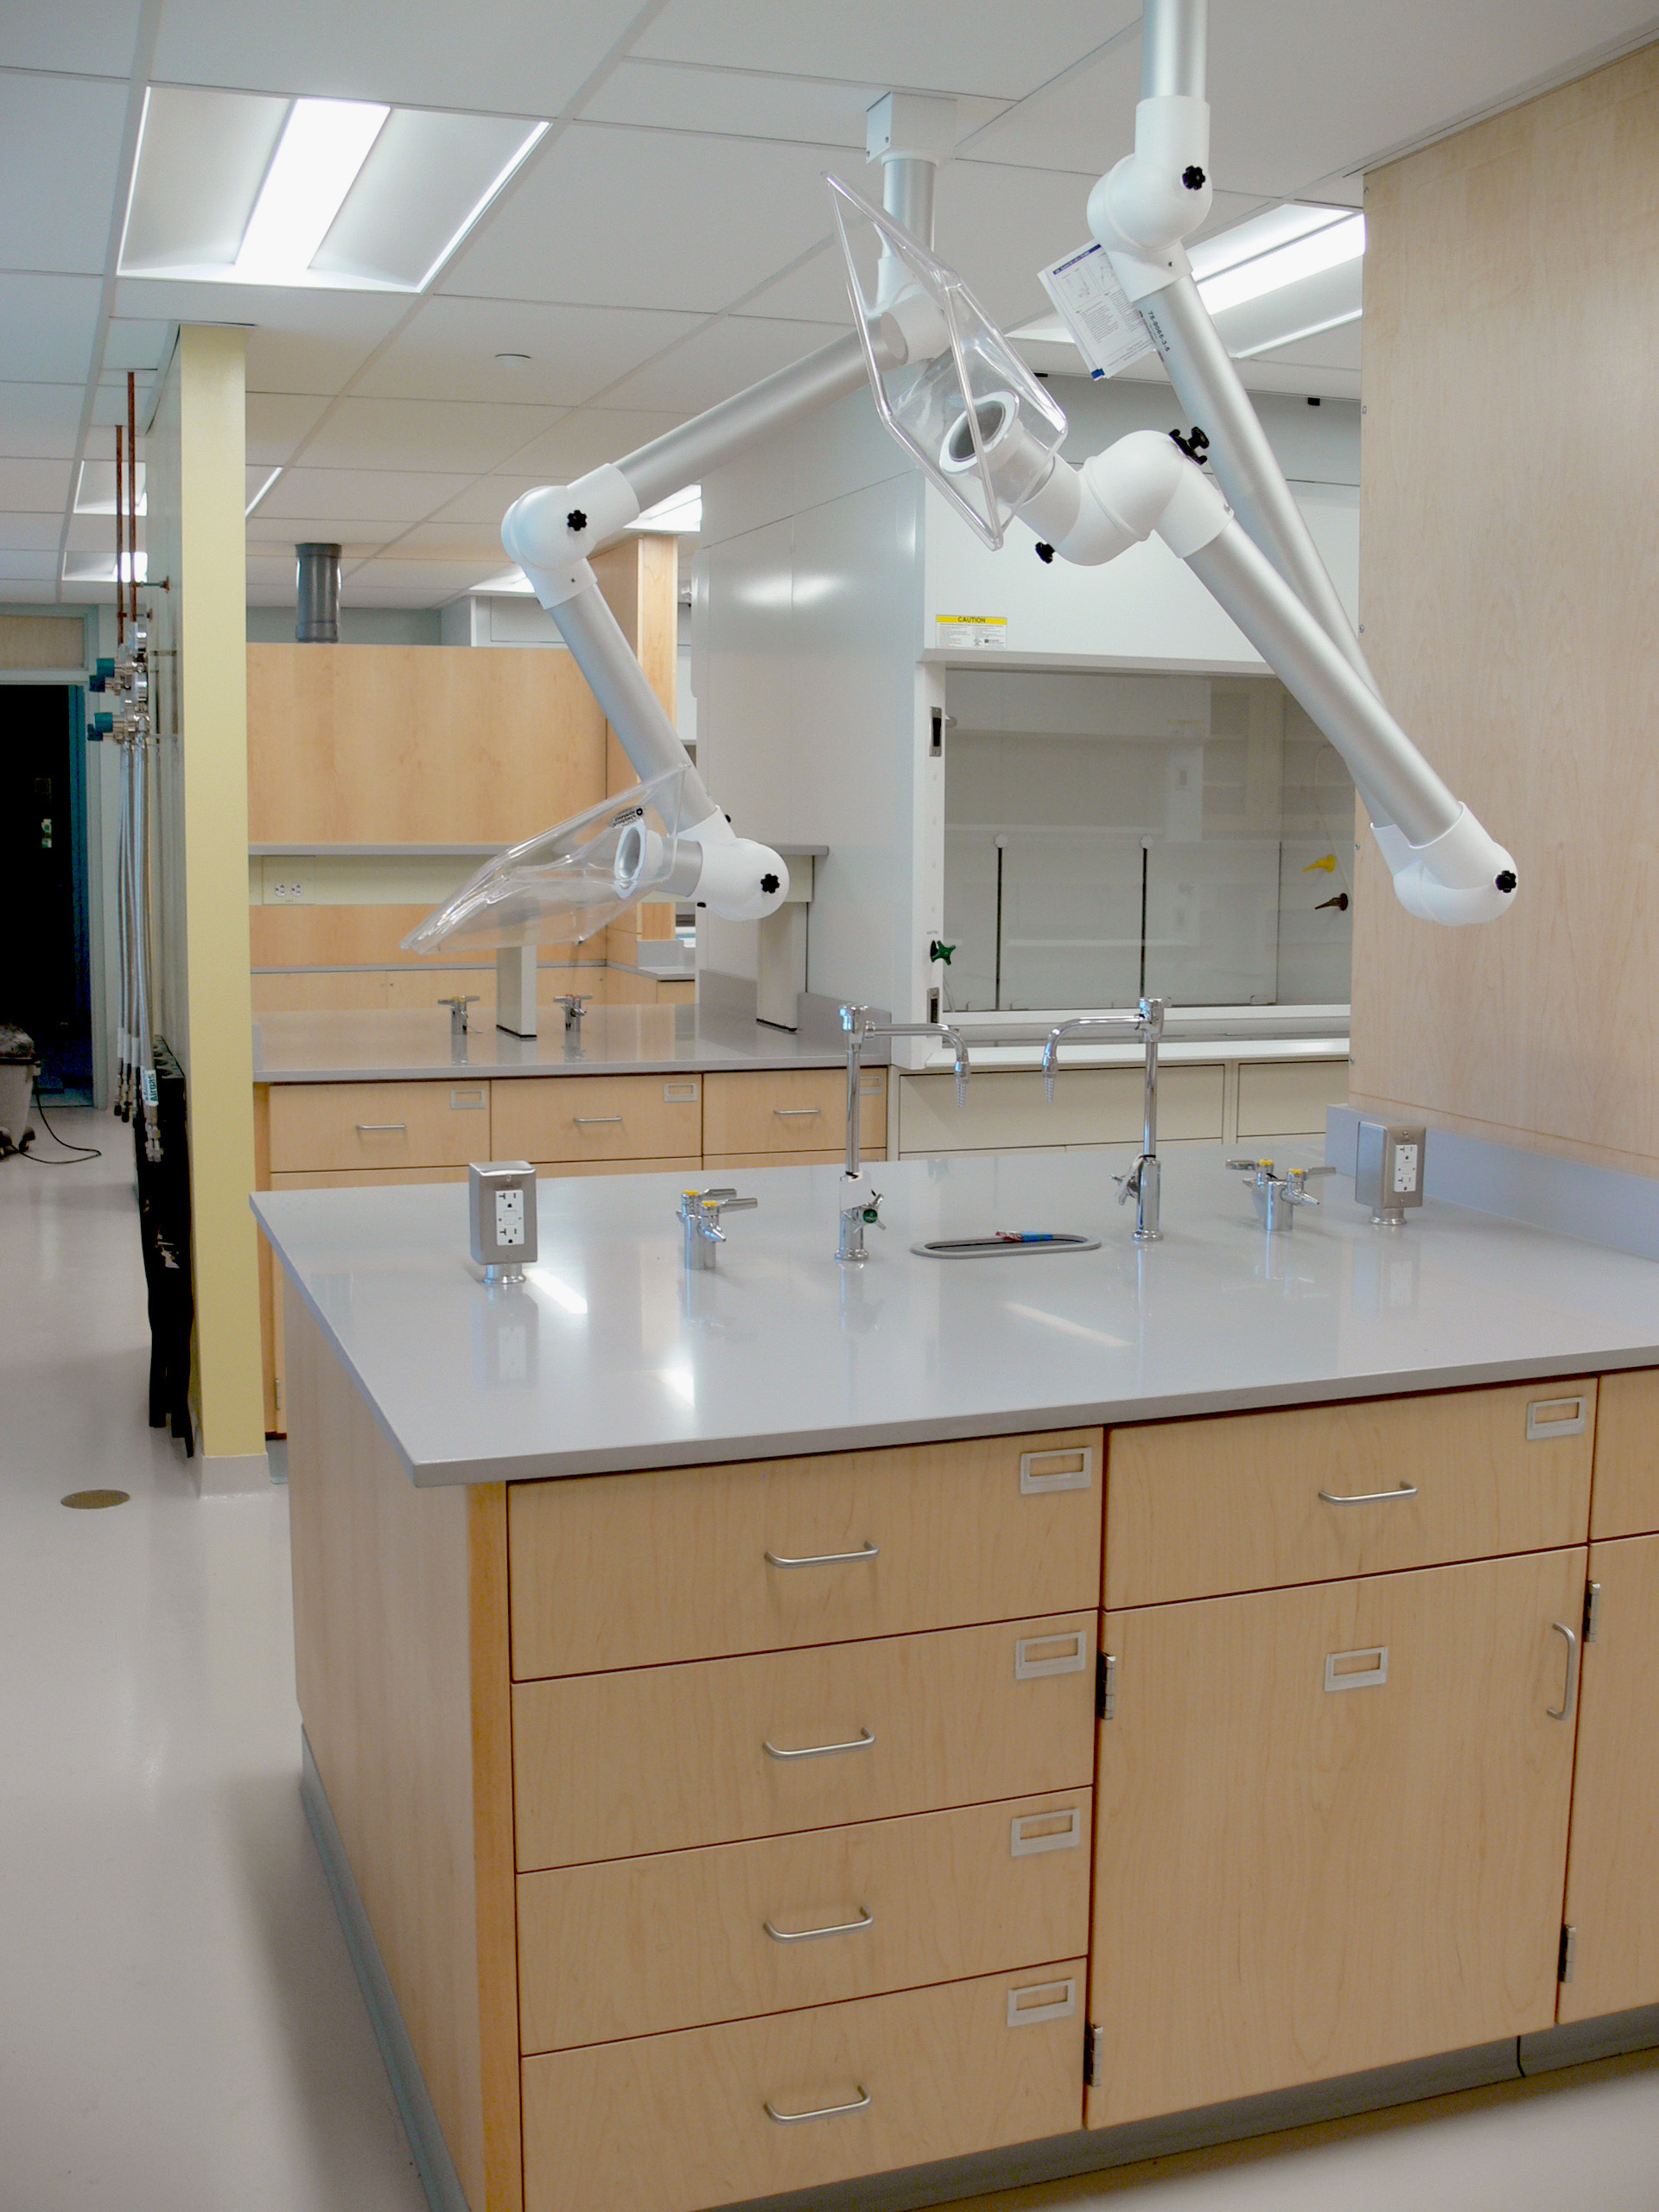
[428,473,561,525]
[0,551,59,582]
[257,465,477,524]
[497,407,689,479]
[104,319,175,372]
[585,59,1008,149]
[301,397,563,474]
[0,458,73,512]
[601,315,847,414]
[150,0,643,118]
[245,391,332,465]
[353,296,702,406]
[951,37,1139,177]
[1254,320,1365,373]
[0,514,63,553]
[0,275,103,385]
[369,521,517,561]
[442,124,843,314]
[3,2,142,74]
[740,240,857,326]
[111,276,410,394]
[0,73,128,274]
[934,159,1111,331]
[1207,0,1659,197]
[0,382,86,459]
[246,518,410,549]
[341,557,503,594]
[636,0,1141,103]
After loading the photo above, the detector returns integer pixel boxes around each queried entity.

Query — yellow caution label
[935,615,1008,648]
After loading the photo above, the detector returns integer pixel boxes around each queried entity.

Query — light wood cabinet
[512,1612,1096,1870]
[1087,1548,1585,2128]
[491,1073,703,1164]
[507,1428,1103,1677]
[1587,1367,1659,1538]
[1236,1058,1351,1137]
[520,1961,1088,2212]
[702,1067,884,1156]
[268,1078,491,1174]
[1107,1382,1595,1607]
[517,1792,1092,2051]
[1558,1532,1659,2023]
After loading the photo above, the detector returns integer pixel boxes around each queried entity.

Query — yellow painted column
[148,326,266,1489]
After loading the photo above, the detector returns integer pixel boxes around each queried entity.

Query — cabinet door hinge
[1559,1923,1578,1984]
[1584,1580,1602,1643]
[1096,1651,1116,1721]
[1084,2021,1099,2087]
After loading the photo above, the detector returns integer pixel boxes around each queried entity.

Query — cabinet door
[1558,1533,1659,2021]
[1086,1548,1584,2129]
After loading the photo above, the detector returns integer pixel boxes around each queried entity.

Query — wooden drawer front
[1107,1382,1596,1607]
[518,1792,1092,2051]
[491,1074,701,1163]
[512,1614,1096,1868]
[702,1067,884,1157]
[1236,1058,1351,1138]
[267,1079,489,1173]
[899,1064,1223,1155]
[702,1147,885,1170]
[1588,1368,1659,1539]
[521,1961,1086,2212]
[533,1155,702,1179]
[507,1429,1103,1677]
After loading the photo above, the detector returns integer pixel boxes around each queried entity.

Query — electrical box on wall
[469,1160,537,1278]
[1355,1119,1426,1228]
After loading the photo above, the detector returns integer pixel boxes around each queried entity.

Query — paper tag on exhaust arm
[1038,242,1157,378]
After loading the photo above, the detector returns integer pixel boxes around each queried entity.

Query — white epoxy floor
[0,1112,425,2212]
[4,1110,1659,2212]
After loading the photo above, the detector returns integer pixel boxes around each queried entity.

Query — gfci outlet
[468,1160,537,1275]
[493,1186,525,1247]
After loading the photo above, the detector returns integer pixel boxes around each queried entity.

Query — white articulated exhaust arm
[1014,433,1516,925]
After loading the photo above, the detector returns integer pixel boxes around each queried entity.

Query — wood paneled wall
[247,644,609,846]
[1351,45,1659,1172]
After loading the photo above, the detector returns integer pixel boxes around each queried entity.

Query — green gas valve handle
[928,939,957,965]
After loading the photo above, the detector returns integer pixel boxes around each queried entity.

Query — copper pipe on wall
[127,371,138,628]
[114,423,125,646]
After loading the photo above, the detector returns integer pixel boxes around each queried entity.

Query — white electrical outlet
[468,1161,537,1276]
[494,1187,525,1247]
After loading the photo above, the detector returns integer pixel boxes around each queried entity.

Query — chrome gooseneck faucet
[837,1004,971,1261]
[1042,999,1167,1242]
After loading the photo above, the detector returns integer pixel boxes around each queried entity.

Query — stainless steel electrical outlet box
[469,1160,537,1280]
[1355,1120,1427,1228]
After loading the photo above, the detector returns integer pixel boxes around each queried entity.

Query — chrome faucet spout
[1042,1000,1167,1241]
[836,1006,974,1255]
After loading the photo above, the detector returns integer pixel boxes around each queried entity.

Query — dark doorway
[0,686,92,1102]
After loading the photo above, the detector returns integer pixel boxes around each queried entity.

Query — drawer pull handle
[764,1726,875,1762]
[664,1082,698,1101]
[1324,1645,1389,1692]
[763,1904,874,1943]
[1318,1483,1419,1505]
[1020,1446,1093,1495]
[1528,1395,1587,1441]
[1014,1630,1089,1679]
[354,1122,408,1134]
[572,1116,624,1126]
[449,1088,486,1109]
[764,2085,871,2126]
[1548,1620,1580,1720]
[1007,1976,1077,2027]
[765,1540,880,1569]
[1011,1807,1082,1856]
[772,1107,823,1118]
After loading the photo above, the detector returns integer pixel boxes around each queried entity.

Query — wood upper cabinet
[247,644,607,846]
[1558,1532,1659,2023]
[1106,1382,1596,1608]
[507,1429,1103,1677]
[1587,1368,1659,1538]
[1086,1548,1585,2129]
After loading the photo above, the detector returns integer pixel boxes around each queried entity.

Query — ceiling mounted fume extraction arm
[410,97,962,959]
[833,0,1517,930]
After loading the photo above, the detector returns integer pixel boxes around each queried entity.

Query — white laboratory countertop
[253,1146,1659,1489]
[918,1035,1350,1071]
[250,1003,879,1084]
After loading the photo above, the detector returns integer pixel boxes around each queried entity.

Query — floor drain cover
[61,1489,130,1510]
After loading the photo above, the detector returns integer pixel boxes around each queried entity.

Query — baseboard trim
[1520,2004,1659,2075]
[194,1448,270,1495]
[299,1731,469,2212]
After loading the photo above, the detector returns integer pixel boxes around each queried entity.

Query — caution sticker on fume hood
[936,615,1007,649]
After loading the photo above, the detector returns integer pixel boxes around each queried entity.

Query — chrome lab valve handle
[556,993,592,1037]
[838,1183,886,1264]
[679,1185,758,1271]
[1228,1158,1336,1233]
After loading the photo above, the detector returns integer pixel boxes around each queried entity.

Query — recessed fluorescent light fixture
[470,565,537,594]
[75,460,147,515]
[245,467,283,516]
[64,550,148,585]
[120,85,547,293]
[233,99,389,283]
[1197,212,1364,317]
[630,486,702,535]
